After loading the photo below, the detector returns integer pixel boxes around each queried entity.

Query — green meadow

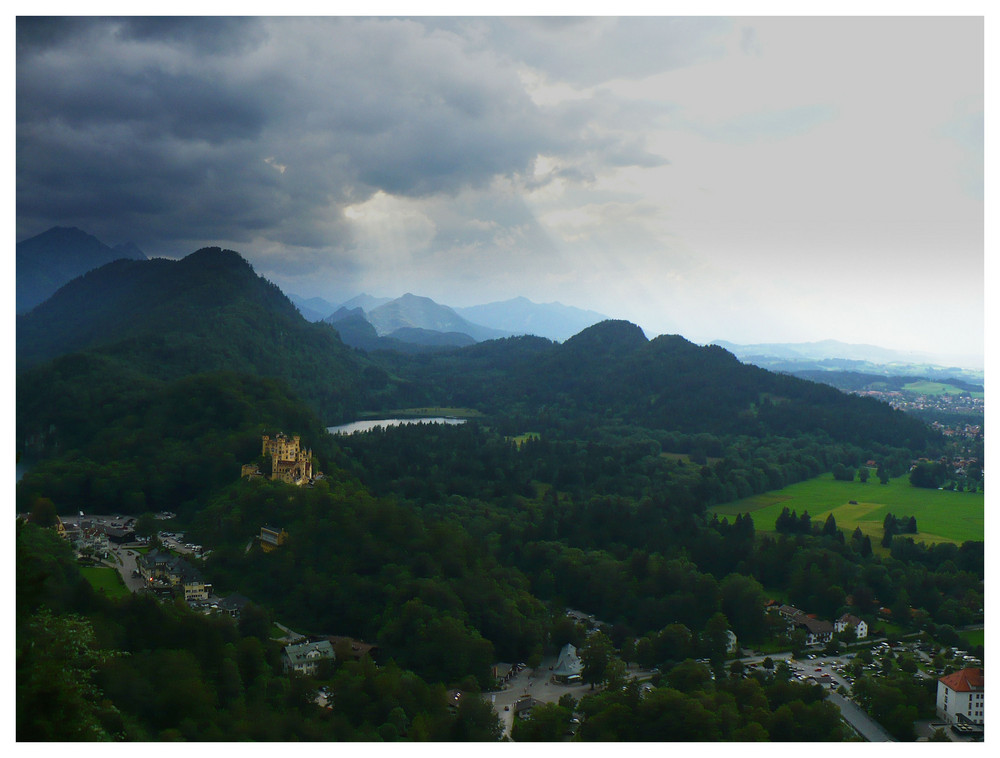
[80,566,130,599]
[903,380,984,398]
[712,471,983,547]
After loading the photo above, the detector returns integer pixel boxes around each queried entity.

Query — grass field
[902,380,984,398]
[711,471,983,548]
[80,566,130,599]
[960,629,984,648]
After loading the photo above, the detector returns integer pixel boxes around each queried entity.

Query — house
[777,604,805,621]
[834,613,868,639]
[260,525,288,552]
[552,643,583,684]
[75,526,109,557]
[282,640,336,676]
[513,695,541,719]
[103,525,136,544]
[218,592,251,618]
[137,549,211,599]
[725,629,738,655]
[791,616,834,646]
[181,568,213,602]
[936,668,984,725]
[493,662,515,685]
[137,548,175,579]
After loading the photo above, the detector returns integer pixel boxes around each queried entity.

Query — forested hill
[17,247,932,452]
[16,247,370,422]
[373,319,933,449]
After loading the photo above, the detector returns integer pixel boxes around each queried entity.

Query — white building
[725,629,738,655]
[936,668,984,724]
[834,613,868,639]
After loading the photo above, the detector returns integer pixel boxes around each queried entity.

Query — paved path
[112,547,149,592]
[827,691,896,741]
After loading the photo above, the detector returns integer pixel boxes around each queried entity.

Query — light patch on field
[811,501,884,523]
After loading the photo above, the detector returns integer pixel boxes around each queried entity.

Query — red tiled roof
[938,668,984,692]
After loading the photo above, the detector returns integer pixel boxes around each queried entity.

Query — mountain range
[16,226,147,314]
[14,226,978,380]
[16,245,931,454]
[713,339,984,383]
[295,290,607,345]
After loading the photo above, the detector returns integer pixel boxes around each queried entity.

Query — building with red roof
[936,667,984,724]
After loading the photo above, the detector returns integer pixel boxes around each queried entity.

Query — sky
[14,8,986,365]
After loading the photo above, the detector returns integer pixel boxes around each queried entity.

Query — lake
[327,417,467,435]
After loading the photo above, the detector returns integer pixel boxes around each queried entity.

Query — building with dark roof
[552,643,583,684]
[218,592,252,618]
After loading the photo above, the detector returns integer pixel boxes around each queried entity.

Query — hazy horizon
[16,14,984,362]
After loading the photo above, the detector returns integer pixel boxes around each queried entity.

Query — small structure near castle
[243,432,314,485]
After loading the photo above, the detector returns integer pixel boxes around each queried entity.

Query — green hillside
[16,247,372,423]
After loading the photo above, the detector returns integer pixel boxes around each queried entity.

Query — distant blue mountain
[288,293,339,322]
[365,294,509,342]
[712,339,984,382]
[16,226,147,314]
[455,296,607,342]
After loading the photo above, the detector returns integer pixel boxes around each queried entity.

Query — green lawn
[80,566,130,599]
[902,380,984,399]
[712,471,983,547]
[960,629,984,648]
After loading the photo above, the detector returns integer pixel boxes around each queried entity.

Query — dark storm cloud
[19,16,645,257]
[115,17,268,55]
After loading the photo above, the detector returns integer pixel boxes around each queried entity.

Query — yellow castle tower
[260,432,313,485]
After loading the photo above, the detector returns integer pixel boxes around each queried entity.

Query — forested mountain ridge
[16,247,372,423]
[16,246,933,472]
[371,320,933,450]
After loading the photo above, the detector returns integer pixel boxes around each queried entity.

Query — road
[489,657,590,738]
[111,546,149,592]
[782,653,895,742]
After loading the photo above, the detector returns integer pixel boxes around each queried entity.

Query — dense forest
[16,248,982,741]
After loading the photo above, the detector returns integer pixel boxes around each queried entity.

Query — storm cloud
[16,16,984,361]
[17,17,665,257]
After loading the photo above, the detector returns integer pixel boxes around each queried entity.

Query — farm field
[711,471,983,548]
[80,566,130,599]
[902,380,984,398]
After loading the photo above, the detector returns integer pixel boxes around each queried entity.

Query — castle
[242,432,314,485]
